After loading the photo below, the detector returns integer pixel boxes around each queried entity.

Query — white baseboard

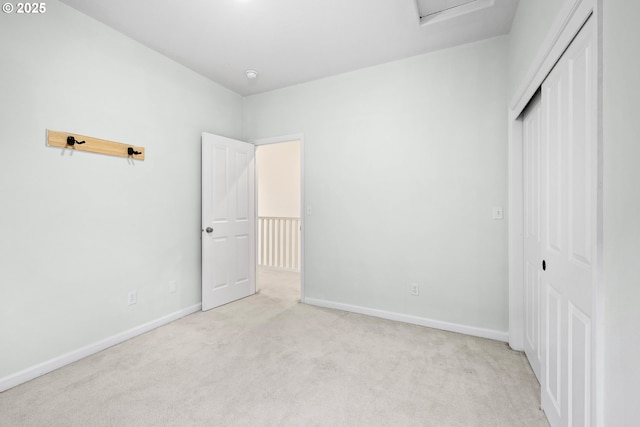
[304,298,508,343]
[0,303,201,393]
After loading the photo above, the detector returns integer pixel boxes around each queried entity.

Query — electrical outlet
[492,206,504,220]
[127,291,137,305]
[169,280,177,294]
[411,283,420,296]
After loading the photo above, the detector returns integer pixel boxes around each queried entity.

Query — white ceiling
[60,0,519,96]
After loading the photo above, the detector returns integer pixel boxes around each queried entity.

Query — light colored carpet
[0,269,548,426]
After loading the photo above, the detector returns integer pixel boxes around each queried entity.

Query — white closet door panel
[539,18,595,427]
[568,303,591,427]
[523,92,543,381]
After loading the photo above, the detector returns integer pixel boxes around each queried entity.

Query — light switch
[306,206,312,216]
[492,206,504,220]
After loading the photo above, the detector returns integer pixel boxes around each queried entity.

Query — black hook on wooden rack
[48,130,145,160]
[67,136,86,146]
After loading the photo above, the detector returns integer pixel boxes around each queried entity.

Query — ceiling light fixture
[245,70,259,80]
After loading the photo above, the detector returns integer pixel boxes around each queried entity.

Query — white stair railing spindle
[258,216,301,271]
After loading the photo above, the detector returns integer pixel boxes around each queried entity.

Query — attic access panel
[417,0,475,17]
[416,0,494,25]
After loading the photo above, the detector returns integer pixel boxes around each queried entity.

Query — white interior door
[539,17,596,427]
[202,132,255,311]
[522,91,543,382]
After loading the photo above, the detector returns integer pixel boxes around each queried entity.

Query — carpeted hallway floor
[0,268,548,426]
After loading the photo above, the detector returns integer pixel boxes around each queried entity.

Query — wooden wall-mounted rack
[47,130,145,160]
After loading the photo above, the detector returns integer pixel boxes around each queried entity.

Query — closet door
[522,92,543,382]
[539,17,596,427]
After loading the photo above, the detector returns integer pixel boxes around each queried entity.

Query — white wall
[602,0,640,423]
[257,141,301,218]
[244,37,510,334]
[508,0,568,97]
[0,1,243,379]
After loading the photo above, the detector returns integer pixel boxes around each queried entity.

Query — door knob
[205,227,213,233]
[542,260,546,271]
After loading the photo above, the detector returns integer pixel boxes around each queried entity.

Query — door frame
[507,0,603,425]
[252,133,306,302]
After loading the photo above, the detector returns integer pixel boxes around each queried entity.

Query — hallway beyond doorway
[257,267,301,303]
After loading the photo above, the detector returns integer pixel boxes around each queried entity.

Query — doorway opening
[255,137,303,303]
